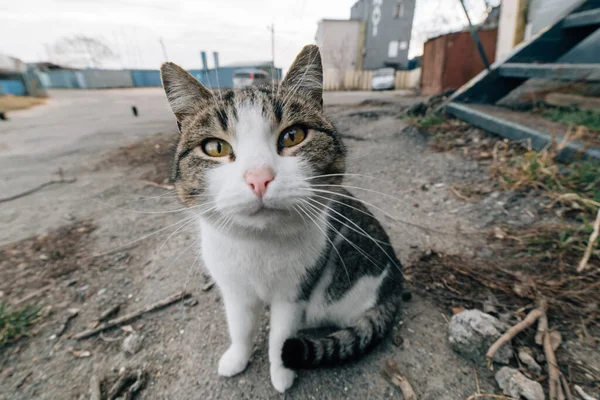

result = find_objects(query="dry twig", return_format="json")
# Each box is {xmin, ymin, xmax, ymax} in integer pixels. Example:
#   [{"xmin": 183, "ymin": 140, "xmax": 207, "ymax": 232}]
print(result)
[
  {"xmin": 98, "ymin": 304, "xmax": 121, "ymax": 322},
  {"xmin": 14, "ymin": 284, "xmax": 53, "ymax": 305},
  {"xmin": 0, "ymin": 178, "xmax": 76, "ymax": 204},
  {"xmin": 560, "ymin": 374, "xmax": 573, "ymax": 400},
  {"xmin": 577, "ymin": 208, "xmax": 600, "ymax": 272},
  {"xmin": 486, "ymin": 308, "xmax": 545, "ymax": 366},
  {"xmin": 542, "ymin": 320, "xmax": 563, "ymax": 400},
  {"xmin": 90, "ymin": 374, "xmax": 101, "ymax": 400},
  {"xmin": 574, "ymin": 385, "xmax": 597, "ymax": 400},
  {"xmin": 381, "ymin": 360, "xmax": 417, "ymax": 400},
  {"xmin": 73, "ymin": 291, "xmax": 191, "ymax": 339},
  {"xmin": 465, "ymin": 395, "xmax": 517, "ymax": 400},
  {"xmin": 141, "ymin": 180, "xmax": 175, "ymax": 190}
]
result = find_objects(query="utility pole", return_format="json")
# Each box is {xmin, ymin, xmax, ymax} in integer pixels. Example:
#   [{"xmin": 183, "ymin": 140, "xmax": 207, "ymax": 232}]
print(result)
[
  {"xmin": 268, "ymin": 23, "xmax": 276, "ymax": 84},
  {"xmin": 159, "ymin": 37, "xmax": 169, "ymax": 61}
]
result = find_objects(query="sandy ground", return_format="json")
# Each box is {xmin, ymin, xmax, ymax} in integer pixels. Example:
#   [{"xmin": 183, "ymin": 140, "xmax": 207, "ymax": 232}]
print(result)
[{"xmin": 0, "ymin": 89, "xmax": 518, "ymax": 399}]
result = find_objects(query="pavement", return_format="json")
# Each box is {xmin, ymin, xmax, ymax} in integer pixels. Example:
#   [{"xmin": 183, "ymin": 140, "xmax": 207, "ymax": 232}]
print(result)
[{"xmin": 0, "ymin": 88, "xmax": 498, "ymax": 399}]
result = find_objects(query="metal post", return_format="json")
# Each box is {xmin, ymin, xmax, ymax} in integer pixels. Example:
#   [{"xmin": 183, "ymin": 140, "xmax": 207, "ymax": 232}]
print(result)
[
  {"xmin": 459, "ymin": 0, "xmax": 491, "ymax": 70},
  {"xmin": 159, "ymin": 38, "xmax": 169, "ymax": 62}
]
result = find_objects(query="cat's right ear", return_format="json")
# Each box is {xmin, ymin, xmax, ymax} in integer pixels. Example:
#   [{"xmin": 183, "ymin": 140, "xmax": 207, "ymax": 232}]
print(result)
[{"xmin": 160, "ymin": 62, "xmax": 213, "ymax": 123}]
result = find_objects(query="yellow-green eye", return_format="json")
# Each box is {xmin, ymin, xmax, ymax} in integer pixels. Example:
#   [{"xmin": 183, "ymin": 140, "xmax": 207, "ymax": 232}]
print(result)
[
  {"xmin": 279, "ymin": 126, "xmax": 306, "ymax": 148},
  {"xmin": 202, "ymin": 138, "xmax": 233, "ymax": 157}
]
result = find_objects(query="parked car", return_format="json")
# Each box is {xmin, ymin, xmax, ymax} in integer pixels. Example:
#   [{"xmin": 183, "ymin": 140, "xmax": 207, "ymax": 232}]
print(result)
[
  {"xmin": 233, "ymin": 69, "xmax": 271, "ymax": 89},
  {"xmin": 371, "ymin": 68, "xmax": 396, "ymax": 91}
]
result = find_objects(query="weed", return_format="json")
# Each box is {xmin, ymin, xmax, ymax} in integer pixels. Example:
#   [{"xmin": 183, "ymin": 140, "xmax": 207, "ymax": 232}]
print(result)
[
  {"xmin": 542, "ymin": 107, "xmax": 600, "ymax": 131},
  {"xmin": 491, "ymin": 127, "xmax": 600, "ymax": 217},
  {"xmin": 413, "ymin": 113, "xmax": 446, "ymax": 128},
  {"xmin": 0, "ymin": 302, "xmax": 41, "ymax": 346}
]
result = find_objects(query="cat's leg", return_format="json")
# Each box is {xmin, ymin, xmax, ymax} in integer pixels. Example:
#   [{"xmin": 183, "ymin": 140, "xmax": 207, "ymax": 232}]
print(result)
[
  {"xmin": 218, "ymin": 287, "xmax": 262, "ymax": 377},
  {"xmin": 268, "ymin": 301, "xmax": 303, "ymax": 393}
]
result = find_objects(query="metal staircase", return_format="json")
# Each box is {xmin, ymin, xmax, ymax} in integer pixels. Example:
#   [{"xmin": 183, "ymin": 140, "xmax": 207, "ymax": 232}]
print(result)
[{"xmin": 441, "ymin": 0, "xmax": 600, "ymax": 161}]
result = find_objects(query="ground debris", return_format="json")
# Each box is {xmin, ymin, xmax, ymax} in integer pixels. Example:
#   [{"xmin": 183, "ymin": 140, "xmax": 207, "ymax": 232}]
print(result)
[
  {"xmin": 0, "ymin": 177, "xmax": 76, "ymax": 204},
  {"xmin": 381, "ymin": 359, "xmax": 417, "ymax": 400},
  {"xmin": 104, "ymin": 368, "xmax": 146, "ymax": 400},
  {"xmin": 73, "ymin": 290, "xmax": 191, "ymax": 340}
]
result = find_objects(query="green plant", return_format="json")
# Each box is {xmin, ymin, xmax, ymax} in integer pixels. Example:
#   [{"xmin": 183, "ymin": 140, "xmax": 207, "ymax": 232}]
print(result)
[
  {"xmin": 0, "ymin": 302, "xmax": 41, "ymax": 347},
  {"xmin": 415, "ymin": 113, "xmax": 445, "ymax": 128},
  {"xmin": 542, "ymin": 108, "xmax": 600, "ymax": 131}
]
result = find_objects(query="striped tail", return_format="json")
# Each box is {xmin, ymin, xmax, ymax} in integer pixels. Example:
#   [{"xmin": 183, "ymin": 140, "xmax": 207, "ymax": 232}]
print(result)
[{"xmin": 281, "ymin": 298, "xmax": 399, "ymax": 369}]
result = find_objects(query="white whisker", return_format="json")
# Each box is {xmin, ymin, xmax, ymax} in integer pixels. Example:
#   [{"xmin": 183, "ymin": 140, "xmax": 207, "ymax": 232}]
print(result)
[{"xmin": 294, "ymin": 204, "xmax": 351, "ymax": 283}]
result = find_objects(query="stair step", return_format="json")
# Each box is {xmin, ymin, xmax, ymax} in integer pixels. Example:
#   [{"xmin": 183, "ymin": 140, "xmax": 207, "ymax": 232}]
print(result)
[
  {"xmin": 442, "ymin": 0, "xmax": 597, "ymax": 105},
  {"xmin": 445, "ymin": 103, "xmax": 600, "ymax": 162},
  {"xmin": 498, "ymin": 63, "xmax": 600, "ymax": 81},
  {"xmin": 564, "ymin": 8, "xmax": 600, "ymax": 28}
]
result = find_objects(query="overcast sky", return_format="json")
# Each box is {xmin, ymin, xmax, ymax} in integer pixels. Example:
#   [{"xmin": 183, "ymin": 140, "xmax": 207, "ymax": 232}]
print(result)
[{"xmin": 0, "ymin": 0, "xmax": 494, "ymax": 71}]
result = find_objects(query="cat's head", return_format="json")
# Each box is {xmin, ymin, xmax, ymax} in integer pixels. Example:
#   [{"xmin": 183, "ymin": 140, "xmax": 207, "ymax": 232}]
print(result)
[{"xmin": 160, "ymin": 45, "xmax": 346, "ymax": 233}]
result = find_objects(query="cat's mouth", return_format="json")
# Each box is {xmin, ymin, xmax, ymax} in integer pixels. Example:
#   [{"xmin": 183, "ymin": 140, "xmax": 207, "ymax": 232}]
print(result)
[{"xmin": 248, "ymin": 204, "xmax": 287, "ymax": 217}]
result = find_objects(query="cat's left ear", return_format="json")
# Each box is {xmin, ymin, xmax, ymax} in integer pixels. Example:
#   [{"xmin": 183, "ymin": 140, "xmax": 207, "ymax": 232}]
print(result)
[
  {"xmin": 281, "ymin": 45, "xmax": 323, "ymax": 107},
  {"xmin": 160, "ymin": 62, "xmax": 213, "ymax": 123}
]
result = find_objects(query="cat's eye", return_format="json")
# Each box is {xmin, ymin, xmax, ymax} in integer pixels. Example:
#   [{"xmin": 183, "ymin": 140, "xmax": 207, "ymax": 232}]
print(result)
[
  {"xmin": 279, "ymin": 126, "xmax": 306, "ymax": 148},
  {"xmin": 201, "ymin": 138, "xmax": 233, "ymax": 157}
]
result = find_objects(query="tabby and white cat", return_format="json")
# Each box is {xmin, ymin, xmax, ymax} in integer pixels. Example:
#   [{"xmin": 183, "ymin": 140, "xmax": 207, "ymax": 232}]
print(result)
[{"xmin": 160, "ymin": 45, "xmax": 403, "ymax": 393}]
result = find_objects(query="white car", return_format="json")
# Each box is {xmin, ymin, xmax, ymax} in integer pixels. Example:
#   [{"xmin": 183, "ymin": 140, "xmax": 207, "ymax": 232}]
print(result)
[
  {"xmin": 371, "ymin": 68, "xmax": 396, "ymax": 91},
  {"xmin": 233, "ymin": 69, "xmax": 271, "ymax": 89}
]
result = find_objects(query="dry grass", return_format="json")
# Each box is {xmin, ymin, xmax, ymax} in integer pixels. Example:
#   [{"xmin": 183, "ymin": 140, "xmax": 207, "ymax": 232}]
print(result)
[
  {"xmin": 490, "ymin": 126, "xmax": 600, "ymax": 218},
  {"xmin": 0, "ymin": 95, "xmax": 46, "ymax": 112}
]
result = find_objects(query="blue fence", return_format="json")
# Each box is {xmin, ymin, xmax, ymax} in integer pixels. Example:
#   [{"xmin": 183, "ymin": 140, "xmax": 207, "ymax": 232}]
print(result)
[
  {"xmin": 39, "ymin": 67, "xmax": 282, "ymax": 90},
  {"xmin": 131, "ymin": 70, "xmax": 162, "ymax": 87},
  {"xmin": 0, "ymin": 80, "xmax": 27, "ymax": 95}
]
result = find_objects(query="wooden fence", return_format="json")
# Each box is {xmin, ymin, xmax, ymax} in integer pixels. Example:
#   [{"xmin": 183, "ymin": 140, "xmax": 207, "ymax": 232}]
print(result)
[{"xmin": 323, "ymin": 68, "xmax": 421, "ymax": 91}]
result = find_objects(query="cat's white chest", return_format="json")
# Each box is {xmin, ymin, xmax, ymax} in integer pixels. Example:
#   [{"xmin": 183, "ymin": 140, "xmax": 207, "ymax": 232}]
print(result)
[{"xmin": 199, "ymin": 221, "xmax": 327, "ymax": 302}]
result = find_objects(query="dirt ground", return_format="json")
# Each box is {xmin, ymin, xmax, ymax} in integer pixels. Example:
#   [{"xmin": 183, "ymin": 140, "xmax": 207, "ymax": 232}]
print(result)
[{"xmin": 0, "ymin": 89, "xmax": 597, "ymax": 399}]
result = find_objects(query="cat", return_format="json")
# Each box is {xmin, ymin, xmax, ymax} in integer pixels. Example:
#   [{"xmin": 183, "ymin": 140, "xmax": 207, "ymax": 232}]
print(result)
[{"xmin": 160, "ymin": 45, "xmax": 403, "ymax": 393}]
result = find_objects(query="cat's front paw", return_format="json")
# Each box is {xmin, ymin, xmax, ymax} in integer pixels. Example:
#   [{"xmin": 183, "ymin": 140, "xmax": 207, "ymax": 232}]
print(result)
[
  {"xmin": 218, "ymin": 346, "xmax": 250, "ymax": 377},
  {"xmin": 270, "ymin": 365, "xmax": 296, "ymax": 393}
]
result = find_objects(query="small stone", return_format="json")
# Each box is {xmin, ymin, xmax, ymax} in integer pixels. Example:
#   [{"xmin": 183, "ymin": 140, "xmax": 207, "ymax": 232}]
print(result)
[
  {"xmin": 202, "ymin": 281, "xmax": 215, "ymax": 292},
  {"xmin": 183, "ymin": 298, "xmax": 198, "ymax": 307},
  {"xmin": 434, "ymin": 183, "xmax": 445, "ymax": 188},
  {"xmin": 518, "ymin": 347, "xmax": 542, "ymax": 375},
  {"xmin": 495, "ymin": 367, "xmax": 544, "ymax": 400},
  {"xmin": 122, "ymin": 334, "xmax": 143, "ymax": 355},
  {"xmin": 448, "ymin": 309, "xmax": 513, "ymax": 364}
]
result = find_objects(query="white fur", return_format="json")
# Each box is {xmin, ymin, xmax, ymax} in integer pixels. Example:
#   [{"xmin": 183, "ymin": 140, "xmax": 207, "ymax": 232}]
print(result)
[{"xmin": 194, "ymin": 102, "xmax": 386, "ymax": 393}]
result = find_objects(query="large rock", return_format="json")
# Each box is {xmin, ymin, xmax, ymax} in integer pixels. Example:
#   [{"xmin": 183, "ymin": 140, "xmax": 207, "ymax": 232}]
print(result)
[
  {"xmin": 495, "ymin": 367, "xmax": 545, "ymax": 400},
  {"xmin": 448, "ymin": 309, "xmax": 513, "ymax": 364}
]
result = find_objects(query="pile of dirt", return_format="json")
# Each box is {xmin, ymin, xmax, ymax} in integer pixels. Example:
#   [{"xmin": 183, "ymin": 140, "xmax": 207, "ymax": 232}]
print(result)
[
  {"xmin": 98, "ymin": 133, "xmax": 177, "ymax": 184},
  {"xmin": 0, "ymin": 220, "xmax": 97, "ymax": 300}
]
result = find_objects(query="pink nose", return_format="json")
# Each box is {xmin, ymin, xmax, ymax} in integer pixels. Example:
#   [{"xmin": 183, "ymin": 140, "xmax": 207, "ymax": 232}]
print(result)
[{"xmin": 245, "ymin": 168, "xmax": 274, "ymax": 197}]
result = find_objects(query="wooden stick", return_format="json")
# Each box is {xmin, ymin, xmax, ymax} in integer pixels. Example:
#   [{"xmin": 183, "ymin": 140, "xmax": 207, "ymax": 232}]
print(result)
[
  {"xmin": 381, "ymin": 360, "xmax": 417, "ymax": 400},
  {"xmin": 574, "ymin": 385, "xmax": 596, "ymax": 400},
  {"xmin": 560, "ymin": 374, "xmax": 573, "ymax": 400},
  {"xmin": 486, "ymin": 308, "xmax": 544, "ymax": 363},
  {"xmin": 543, "ymin": 328, "xmax": 563, "ymax": 400},
  {"xmin": 577, "ymin": 207, "xmax": 600, "ymax": 272},
  {"xmin": 0, "ymin": 178, "xmax": 76, "ymax": 204},
  {"xmin": 536, "ymin": 312, "xmax": 548, "ymax": 346},
  {"xmin": 14, "ymin": 284, "xmax": 53, "ymax": 305},
  {"xmin": 73, "ymin": 291, "xmax": 191, "ymax": 340},
  {"xmin": 90, "ymin": 374, "xmax": 101, "ymax": 400}
]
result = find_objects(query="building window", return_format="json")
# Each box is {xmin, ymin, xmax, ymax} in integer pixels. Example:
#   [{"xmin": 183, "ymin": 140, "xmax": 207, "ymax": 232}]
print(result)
[
  {"xmin": 388, "ymin": 41, "xmax": 399, "ymax": 58},
  {"xmin": 394, "ymin": 1, "xmax": 405, "ymax": 19}
]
